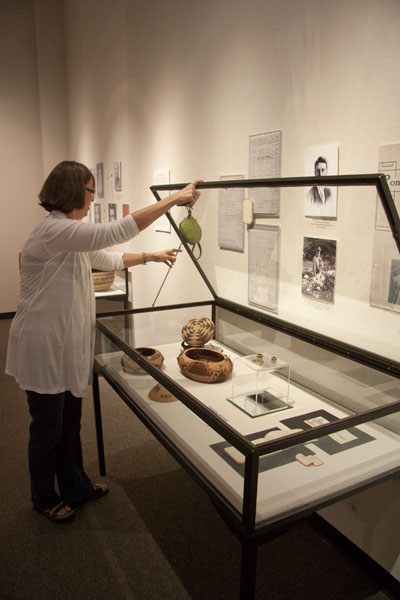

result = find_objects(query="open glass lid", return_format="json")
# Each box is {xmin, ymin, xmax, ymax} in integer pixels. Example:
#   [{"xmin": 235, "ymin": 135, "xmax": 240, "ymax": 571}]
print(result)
[{"xmin": 149, "ymin": 175, "xmax": 400, "ymax": 364}]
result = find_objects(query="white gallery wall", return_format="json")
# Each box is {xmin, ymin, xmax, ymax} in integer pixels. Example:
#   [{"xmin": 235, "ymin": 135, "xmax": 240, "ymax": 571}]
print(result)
[
  {"xmin": 1, "ymin": 0, "xmax": 400, "ymax": 580},
  {"xmin": 0, "ymin": 0, "xmax": 69, "ymax": 312}
]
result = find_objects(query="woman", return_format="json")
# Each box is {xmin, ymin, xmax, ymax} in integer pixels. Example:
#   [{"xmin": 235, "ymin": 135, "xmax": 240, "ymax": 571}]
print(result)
[{"xmin": 6, "ymin": 161, "xmax": 201, "ymax": 523}]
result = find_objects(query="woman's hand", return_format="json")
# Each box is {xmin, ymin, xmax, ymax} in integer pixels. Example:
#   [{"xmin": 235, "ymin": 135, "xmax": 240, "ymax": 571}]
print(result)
[
  {"xmin": 131, "ymin": 179, "xmax": 203, "ymax": 232},
  {"xmin": 152, "ymin": 248, "xmax": 182, "ymax": 267},
  {"xmin": 173, "ymin": 179, "xmax": 203, "ymax": 207}
]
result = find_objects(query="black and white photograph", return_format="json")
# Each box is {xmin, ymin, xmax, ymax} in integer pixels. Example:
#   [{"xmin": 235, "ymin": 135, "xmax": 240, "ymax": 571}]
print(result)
[
  {"xmin": 388, "ymin": 258, "xmax": 400, "ymax": 305},
  {"xmin": 114, "ymin": 160, "xmax": 122, "ymax": 192},
  {"xmin": 96, "ymin": 162, "xmax": 104, "ymax": 198},
  {"xmin": 108, "ymin": 202, "xmax": 117, "ymax": 222},
  {"xmin": 302, "ymin": 236, "xmax": 337, "ymax": 302},
  {"xmin": 93, "ymin": 202, "xmax": 101, "ymax": 224},
  {"xmin": 304, "ymin": 144, "xmax": 338, "ymax": 218}
]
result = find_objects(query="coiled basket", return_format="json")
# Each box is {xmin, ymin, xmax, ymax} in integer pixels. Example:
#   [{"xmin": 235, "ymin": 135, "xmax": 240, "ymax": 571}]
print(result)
[{"xmin": 177, "ymin": 347, "xmax": 232, "ymax": 383}]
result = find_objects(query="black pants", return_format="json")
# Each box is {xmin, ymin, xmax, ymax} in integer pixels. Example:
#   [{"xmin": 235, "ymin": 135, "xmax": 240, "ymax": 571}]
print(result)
[{"xmin": 27, "ymin": 390, "xmax": 93, "ymax": 509}]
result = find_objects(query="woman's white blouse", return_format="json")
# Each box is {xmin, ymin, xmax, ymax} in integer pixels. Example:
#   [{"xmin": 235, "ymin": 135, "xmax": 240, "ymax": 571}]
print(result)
[{"xmin": 6, "ymin": 211, "xmax": 139, "ymax": 397}]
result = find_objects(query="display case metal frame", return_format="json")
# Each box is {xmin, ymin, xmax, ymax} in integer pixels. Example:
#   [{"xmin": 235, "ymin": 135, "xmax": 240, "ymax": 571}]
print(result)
[{"xmin": 93, "ymin": 175, "xmax": 400, "ymax": 600}]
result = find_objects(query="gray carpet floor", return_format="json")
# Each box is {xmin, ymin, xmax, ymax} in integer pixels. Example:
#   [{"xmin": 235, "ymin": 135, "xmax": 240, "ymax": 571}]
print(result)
[{"xmin": 0, "ymin": 318, "xmax": 397, "ymax": 599}]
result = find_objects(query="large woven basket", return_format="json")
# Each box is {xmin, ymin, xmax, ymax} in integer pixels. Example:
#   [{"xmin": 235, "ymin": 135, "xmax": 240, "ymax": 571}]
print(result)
[
  {"xmin": 92, "ymin": 271, "xmax": 115, "ymax": 292},
  {"xmin": 177, "ymin": 347, "xmax": 232, "ymax": 383}
]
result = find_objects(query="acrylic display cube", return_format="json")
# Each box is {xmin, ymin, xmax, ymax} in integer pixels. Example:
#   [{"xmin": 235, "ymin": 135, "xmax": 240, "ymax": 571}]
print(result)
[{"xmin": 228, "ymin": 352, "xmax": 292, "ymax": 418}]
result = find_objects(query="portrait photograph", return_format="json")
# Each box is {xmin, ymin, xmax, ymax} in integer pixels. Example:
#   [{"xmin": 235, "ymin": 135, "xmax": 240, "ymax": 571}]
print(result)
[
  {"xmin": 96, "ymin": 162, "xmax": 104, "ymax": 198},
  {"xmin": 304, "ymin": 144, "xmax": 338, "ymax": 218},
  {"xmin": 93, "ymin": 202, "xmax": 101, "ymax": 224},
  {"xmin": 302, "ymin": 236, "xmax": 337, "ymax": 303},
  {"xmin": 108, "ymin": 203, "xmax": 117, "ymax": 222},
  {"xmin": 114, "ymin": 160, "xmax": 122, "ymax": 192}
]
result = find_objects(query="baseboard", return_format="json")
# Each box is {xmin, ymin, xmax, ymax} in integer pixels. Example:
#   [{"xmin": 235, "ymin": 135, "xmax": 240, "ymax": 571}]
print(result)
[{"xmin": 0, "ymin": 312, "xmax": 15, "ymax": 320}]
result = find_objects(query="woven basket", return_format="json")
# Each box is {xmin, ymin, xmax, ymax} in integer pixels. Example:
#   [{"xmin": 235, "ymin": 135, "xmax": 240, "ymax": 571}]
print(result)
[
  {"xmin": 177, "ymin": 347, "xmax": 232, "ymax": 383},
  {"xmin": 92, "ymin": 271, "xmax": 115, "ymax": 292},
  {"xmin": 181, "ymin": 317, "xmax": 215, "ymax": 347},
  {"xmin": 121, "ymin": 347, "xmax": 164, "ymax": 375}
]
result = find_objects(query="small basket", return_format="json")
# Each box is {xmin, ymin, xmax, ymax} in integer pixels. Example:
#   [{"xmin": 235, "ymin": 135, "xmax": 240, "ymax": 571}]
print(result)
[{"xmin": 92, "ymin": 271, "xmax": 115, "ymax": 292}]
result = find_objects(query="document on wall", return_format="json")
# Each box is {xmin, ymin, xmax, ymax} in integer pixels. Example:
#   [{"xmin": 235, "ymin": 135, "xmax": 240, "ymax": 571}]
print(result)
[
  {"xmin": 248, "ymin": 225, "xmax": 280, "ymax": 312},
  {"xmin": 375, "ymin": 143, "xmax": 400, "ymax": 230},
  {"xmin": 370, "ymin": 144, "xmax": 400, "ymax": 313},
  {"xmin": 218, "ymin": 174, "xmax": 245, "ymax": 251},
  {"xmin": 153, "ymin": 168, "xmax": 171, "ymax": 233},
  {"xmin": 249, "ymin": 130, "xmax": 281, "ymax": 216}
]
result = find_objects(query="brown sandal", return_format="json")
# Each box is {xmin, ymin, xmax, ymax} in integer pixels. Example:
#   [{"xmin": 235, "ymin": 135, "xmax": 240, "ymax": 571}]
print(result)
[
  {"xmin": 69, "ymin": 483, "xmax": 109, "ymax": 507},
  {"xmin": 35, "ymin": 501, "xmax": 75, "ymax": 523}
]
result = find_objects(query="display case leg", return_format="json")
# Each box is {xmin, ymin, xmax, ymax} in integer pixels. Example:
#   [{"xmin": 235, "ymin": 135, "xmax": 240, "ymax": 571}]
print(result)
[
  {"xmin": 240, "ymin": 538, "xmax": 258, "ymax": 600},
  {"xmin": 92, "ymin": 372, "xmax": 106, "ymax": 476}
]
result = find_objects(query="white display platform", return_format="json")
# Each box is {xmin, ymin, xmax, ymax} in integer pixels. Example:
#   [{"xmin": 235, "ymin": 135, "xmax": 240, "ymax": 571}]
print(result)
[{"xmin": 96, "ymin": 341, "xmax": 400, "ymax": 526}]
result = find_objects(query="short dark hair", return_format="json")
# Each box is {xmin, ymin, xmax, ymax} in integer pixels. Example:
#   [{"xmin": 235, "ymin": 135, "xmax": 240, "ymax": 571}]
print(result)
[
  {"xmin": 314, "ymin": 156, "xmax": 327, "ymax": 170},
  {"xmin": 38, "ymin": 161, "xmax": 93, "ymax": 213}
]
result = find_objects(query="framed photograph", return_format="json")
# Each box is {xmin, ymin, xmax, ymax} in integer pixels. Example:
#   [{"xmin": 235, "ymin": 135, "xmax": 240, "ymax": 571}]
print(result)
[
  {"xmin": 302, "ymin": 237, "xmax": 337, "ymax": 303},
  {"xmin": 108, "ymin": 203, "xmax": 117, "ymax": 222},
  {"xmin": 114, "ymin": 161, "xmax": 122, "ymax": 192},
  {"xmin": 122, "ymin": 203, "xmax": 130, "ymax": 217},
  {"xmin": 304, "ymin": 144, "xmax": 338, "ymax": 218},
  {"xmin": 93, "ymin": 203, "xmax": 101, "ymax": 224},
  {"xmin": 96, "ymin": 163, "xmax": 104, "ymax": 198}
]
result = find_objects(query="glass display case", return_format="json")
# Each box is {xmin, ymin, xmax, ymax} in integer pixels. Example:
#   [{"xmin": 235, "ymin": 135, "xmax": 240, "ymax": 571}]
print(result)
[{"xmin": 93, "ymin": 175, "xmax": 400, "ymax": 600}]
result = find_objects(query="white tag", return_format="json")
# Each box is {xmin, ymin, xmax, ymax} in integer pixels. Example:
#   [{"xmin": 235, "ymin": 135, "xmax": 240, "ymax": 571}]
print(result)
[
  {"xmin": 224, "ymin": 446, "xmax": 245, "ymax": 464},
  {"xmin": 329, "ymin": 430, "xmax": 357, "ymax": 444},
  {"xmin": 243, "ymin": 197, "xmax": 254, "ymax": 224},
  {"xmin": 295, "ymin": 453, "xmax": 324, "ymax": 467},
  {"xmin": 304, "ymin": 416, "xmax": 330, "ymax": 427}
]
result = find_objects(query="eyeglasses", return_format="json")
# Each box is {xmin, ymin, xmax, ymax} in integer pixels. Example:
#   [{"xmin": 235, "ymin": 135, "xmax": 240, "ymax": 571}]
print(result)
[{"xmin": 85, "ymin": 186, "xmax": 95, "ymax": 195}]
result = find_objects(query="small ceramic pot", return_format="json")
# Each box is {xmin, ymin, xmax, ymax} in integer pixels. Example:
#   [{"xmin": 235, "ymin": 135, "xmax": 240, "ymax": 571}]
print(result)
[
  {"xmin": 92, "ymin": 271, "xmax": 115, "ymax": 292},
  {"xmin": 121, "ymin": 347, "xmax": 164, "ymax": 375},
  {"xmin": 148, "ymin": 384, "xmax": 177, "ymax": 403},
  {"xmin": 177, "ymin": 347, "xmax": 233, "ymax": 383},
  {"xmin": 181, "ymin": 317, "xmax": 215, "ymax": 347}
]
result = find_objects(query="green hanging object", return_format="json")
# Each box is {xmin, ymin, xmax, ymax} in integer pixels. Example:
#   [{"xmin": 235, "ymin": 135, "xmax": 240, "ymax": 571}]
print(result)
[{"xmin": 179, "ymin": 207, "xmax": 202, "ymax": 259}]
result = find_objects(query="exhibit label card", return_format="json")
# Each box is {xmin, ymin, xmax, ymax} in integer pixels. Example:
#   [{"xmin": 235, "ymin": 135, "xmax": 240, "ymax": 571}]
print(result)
[
  {"xmin": 249, "ymin": 130, "xmax": 281, "ymax": 216},
  {"xmin": 248, "ymin": 224, "xmax": 280, "ymax": 312},
  {"xmin": 218, "ymin": 174, "xmax": 245, "ymax": 251}
]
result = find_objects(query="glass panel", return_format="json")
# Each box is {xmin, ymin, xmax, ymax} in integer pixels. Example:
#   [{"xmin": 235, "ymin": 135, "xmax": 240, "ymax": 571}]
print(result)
[
  {"xmin": 216, "ymin": 306, "xmax": 400, "ymax": 434},
  {"xmin": 95, "ymin": 317, "xmax": 247, "ymax": 516},
  {"xmin": 164, "ymin": 180, "xmax": 399, "ymax": 362},
  {"xmin": 95, "ymin": 304, "xmax": 400, "ymax": 526},
  {"xmin": 253, "ymin": 416, "xmax": 400, "ymax": 526}
]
